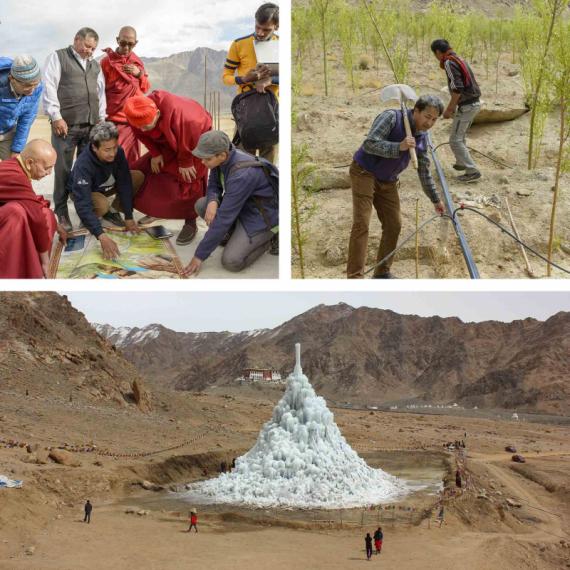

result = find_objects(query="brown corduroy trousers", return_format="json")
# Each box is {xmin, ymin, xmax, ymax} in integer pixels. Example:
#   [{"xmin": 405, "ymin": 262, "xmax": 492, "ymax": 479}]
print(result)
[{"xmin": 346, "ymin": 161, "xmax": 401, "ymax": 279}]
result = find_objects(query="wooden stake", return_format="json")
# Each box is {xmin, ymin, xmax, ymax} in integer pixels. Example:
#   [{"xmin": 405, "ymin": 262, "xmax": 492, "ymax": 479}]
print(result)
[
  {"xmin": 415, "ymin": 198, "xmax": 419, "ymax": 278},
  {"xmin": 203, "ymin": 53, "xmax": 207, "ymax": 109},
  {"xmin": 505, "ymin": 197, "xmax": 534, "ymax": 278},
  {"xmin": 217, "ymin": 91, "xmax": 221, "ymax": 130}
]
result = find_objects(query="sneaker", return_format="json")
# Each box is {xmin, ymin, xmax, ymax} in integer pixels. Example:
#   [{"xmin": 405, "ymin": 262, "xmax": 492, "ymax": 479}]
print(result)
[
  {"xmin": 456, "ymin": 171, "xmax": 482, "ymax": 183},
  {"xmin": 138, "ymin": 215, "xmax": 161, "ymax": 225},
  {"xmin": 57, "ymin": 213, "xmax": 73, "ymax": 232},
  {"xmin": 452, "ymin": 164, "xmax": 466, "ymax": 171},
  {"xmin": 372, "ymin": 271, "xmax": 398, "ymax": 279},
  {"xmin": 102, "ymin": 211, "xmax": 126, "ymax": 228},
  {"xmin": 176, "ymin": 220, "xmax": 197, "ymax": 246}
]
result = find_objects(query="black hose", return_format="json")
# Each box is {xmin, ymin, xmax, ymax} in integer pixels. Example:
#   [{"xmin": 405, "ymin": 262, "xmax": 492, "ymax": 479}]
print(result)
[
  {"xmin": 433, "ymin": 141, "xmax": 515, "ymax": 169},
  {"xmin": 361, "ymin": 207, "xmax": 570, "ymax": 277},
  {"xmin": 363, "ymin": 214, "xmax": 452, "ymax": 276},
  {"xmin": 452, "ymin": 206, "xmax": 570, "ymax": 275}
]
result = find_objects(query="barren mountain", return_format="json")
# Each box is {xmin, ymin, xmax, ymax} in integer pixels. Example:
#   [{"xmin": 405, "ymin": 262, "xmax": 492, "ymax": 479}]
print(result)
[
  {"xmin": 141, "ymin": 47, "xmax": 235, "ymax": 111},
  {"xmin": 96, "ymin": 304, "xmax": 570, "ymax": 415},
  {"xmin": 0, "ymin": 293, "xmax": 151, "ymax": 412}
]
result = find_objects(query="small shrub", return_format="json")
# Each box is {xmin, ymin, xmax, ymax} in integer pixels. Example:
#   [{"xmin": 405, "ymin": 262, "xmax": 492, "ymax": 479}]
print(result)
[{"xmin": 358, "ymin": 54, "xmax": 372, "ymax": 70}]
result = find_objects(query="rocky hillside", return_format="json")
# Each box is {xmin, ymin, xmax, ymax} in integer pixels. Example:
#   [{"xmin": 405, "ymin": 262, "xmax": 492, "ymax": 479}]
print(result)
[
  {"xmin": 0, "ymin": 293, "xmax": 151, "ymax": 412},
  {"xmin": 95, "ymin": 304, "xmax": 570, "ymax": 415},
  {"xmin": 93, "ymin": 323, "xmax": 268, "ymax": 390},
  {"xmin": 141, "ymin": 47, "xmax": 235, "ymax": 111}
]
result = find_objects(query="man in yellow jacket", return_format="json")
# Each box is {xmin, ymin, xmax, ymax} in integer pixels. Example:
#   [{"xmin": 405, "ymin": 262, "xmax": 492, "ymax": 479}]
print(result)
[{"xmin": 223, "ymin": 3, "xmax": 279, "ymax": 162}]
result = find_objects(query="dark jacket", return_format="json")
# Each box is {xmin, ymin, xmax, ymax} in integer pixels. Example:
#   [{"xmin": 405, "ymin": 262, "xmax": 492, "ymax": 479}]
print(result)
[
  {"xmin": 443, "ymin": 52, "xmax": 481, "ymax": 106},
  {"xmin": 68, "ymin": 145, "xmax": 134, "ymax": 237},
  {"xmin": 194, "ymin": 146, "xmax": 278, "ymax": 261}
]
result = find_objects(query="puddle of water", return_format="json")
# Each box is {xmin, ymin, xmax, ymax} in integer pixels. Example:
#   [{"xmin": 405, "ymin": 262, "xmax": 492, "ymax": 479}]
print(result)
[{"xmin": 118, "ymin": 450, "xmax": 448, "ymax": 521}]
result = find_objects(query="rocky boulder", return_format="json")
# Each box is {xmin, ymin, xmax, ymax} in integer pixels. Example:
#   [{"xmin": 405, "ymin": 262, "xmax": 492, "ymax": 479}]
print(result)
[{"xmin": 48, "ymin": 449, "xmax": 81, "ymax": 467}]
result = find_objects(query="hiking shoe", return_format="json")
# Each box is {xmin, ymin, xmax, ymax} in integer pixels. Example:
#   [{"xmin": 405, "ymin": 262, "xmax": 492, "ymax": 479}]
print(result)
[
  {"xmin": 57, "ymin": 213, "xmax": 73, "ymax": 232},
  {"xmin": 138, "ymin": 215, "xmax": 161, "ymax": 225},
  {"xmin": 456, "ymin": 171, "xmax": 482, "ymax": 183},
  {"xmin": 176, "ymin": 220, "xmax": 197, "ymax": 246},
  {"xmin": 102, "ymin": 211, "xmax": 125, "ymax": 228},
  {"xmin": 372, "ymin": 271, "xmax": 398, "ymax": 279},
  {"xmin": 452, "ymin": 164, "xmax": 466, "ymax": 171}
]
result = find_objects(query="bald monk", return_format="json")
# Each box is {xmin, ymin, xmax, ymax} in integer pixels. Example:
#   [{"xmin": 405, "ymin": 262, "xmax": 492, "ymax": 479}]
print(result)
[
  {"xmin": 124, "ymin": 92, "xmax": 212, "ymax": 245},
  {"xmin": 0, "ymin": 140, "xmax": 67, "ymax": 278},
  {"xmin": 101, "ymin": 26, "xmax": 150, "ymax": 163}
]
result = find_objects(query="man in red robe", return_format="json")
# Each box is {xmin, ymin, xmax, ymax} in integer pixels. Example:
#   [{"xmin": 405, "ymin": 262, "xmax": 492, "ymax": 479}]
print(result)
[
  {"xmin": 101, "ymin": 26, "xmax": 150, "ymax": 163},
  {"xmin": 0, "ymin": 139, "xmax": 66, "ymax": 278},
  {"xmin": 124, "ymin": 92, "xmax": 212, "ymax": 245}
]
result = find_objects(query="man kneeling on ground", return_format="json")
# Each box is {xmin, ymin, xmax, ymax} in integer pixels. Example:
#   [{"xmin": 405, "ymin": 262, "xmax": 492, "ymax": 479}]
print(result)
[
  {"xmin": 68, "ymin": 121, "xmax": 140, "ymax": 260},
  {"xmin": 184, "ymin": 131, "xmax": 278, "ymax": 277}
]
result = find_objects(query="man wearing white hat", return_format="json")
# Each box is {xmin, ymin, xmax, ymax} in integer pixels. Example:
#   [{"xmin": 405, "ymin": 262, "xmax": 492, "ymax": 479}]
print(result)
[{"xmin": 0, "ymin": 55, "xmax": 43, "ymax": 160}]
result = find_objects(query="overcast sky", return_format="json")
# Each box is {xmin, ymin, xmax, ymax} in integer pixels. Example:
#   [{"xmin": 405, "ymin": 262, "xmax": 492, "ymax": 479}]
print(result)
[
  {"xmin": 0, "ymin": 0, "xmax": 266, "ymax": 65},
  {"xmin": 63, "ymin": 292, "xmax": 570, "ymax": 332}
]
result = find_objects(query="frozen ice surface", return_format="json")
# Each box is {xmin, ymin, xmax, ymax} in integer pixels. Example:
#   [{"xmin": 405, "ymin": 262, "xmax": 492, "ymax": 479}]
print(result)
[{"xmin": 186, "ymin": 344, "xmax": 410, "ymax": 509}]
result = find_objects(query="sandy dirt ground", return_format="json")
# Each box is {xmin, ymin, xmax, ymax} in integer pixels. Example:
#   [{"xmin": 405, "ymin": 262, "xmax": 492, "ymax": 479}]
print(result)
[
  {"xmin": 28, "ymin": 116, "xmax": 278, "ymax": 279},
  {"xmin": 1, "ymin": 384, "xmax": 569, "ymax": 569},
  {"xmin": 292, "ymin": 45, "xmax": 570, "ymax": 279}
]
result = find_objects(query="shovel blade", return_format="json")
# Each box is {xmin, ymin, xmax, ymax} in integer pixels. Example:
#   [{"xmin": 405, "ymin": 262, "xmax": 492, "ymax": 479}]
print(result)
[{"xmin": 380, "ymin": 83, "xmax": 418, "ymax": 104}]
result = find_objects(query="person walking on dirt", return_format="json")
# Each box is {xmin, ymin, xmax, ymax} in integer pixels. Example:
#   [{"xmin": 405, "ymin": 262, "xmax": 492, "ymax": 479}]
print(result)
[
  {"xmin": 365, "ymin": 532, "xmax": 373, "ymax": 560},
  {"xmin": 83, "ymin": 500, "xmax": 92, "ymax": 523},
  {"xmin": 347, "ymin": 94, "xmax": 445, "ymax": 279},
  {"xmin": 455, "ymin": 468, "xmax": 462, "ymax": 488},
  {"xmin": 431, "ymin": 39, "xmax": 482, "ymax": 183},
  {"xmin": 437, "ymin": 504, "xmax": 445, "ymax": 527},
  {"xmin": 187, "ymin": 509, "xmax": 198, "ymax": 533},
  {"xmin": 373, "ymin": 527, "xmax": 383, "ymax": 554}
]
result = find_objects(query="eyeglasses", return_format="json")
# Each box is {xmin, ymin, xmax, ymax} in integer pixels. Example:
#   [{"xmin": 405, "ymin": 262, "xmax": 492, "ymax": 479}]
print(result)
[{"xmin": 118, "ymin": 40, "xmax": 137, "ymax": 48}]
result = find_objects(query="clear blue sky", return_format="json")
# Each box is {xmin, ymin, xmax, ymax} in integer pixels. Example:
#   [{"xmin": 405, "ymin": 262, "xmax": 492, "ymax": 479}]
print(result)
[{"xmin": 63, "ymin": 292, "xmax": 570, "ymax": 333}]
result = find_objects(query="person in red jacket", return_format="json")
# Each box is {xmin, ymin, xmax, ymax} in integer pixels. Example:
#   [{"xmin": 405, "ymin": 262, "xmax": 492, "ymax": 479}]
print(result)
[
  {"xmin": 100, "ymin": 26, "xmax": 150, "ymax": 163},
  {"xmin": 0, "ymin": 139, "xmax": 67, "ymax": 278},
  {"xmin": 187, "ymin": 509, "xmax": 198, "ymax": 533},
  {"xmin": 124, "ymin": 92, "xmax": 212, "ymax": 245}
]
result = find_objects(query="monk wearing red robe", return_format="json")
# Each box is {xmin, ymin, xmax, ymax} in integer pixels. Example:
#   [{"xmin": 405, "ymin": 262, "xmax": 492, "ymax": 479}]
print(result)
[
  {"xmin": 124, "ymin": 92, "xmax": 212, "ymax": 245},
  {"xmin": 0, "ymin": 140, "xmax": 66, "ymax": 278},
  {"xmin": 101, "ymin": 26, "xmax": 150, "ymax": 163}
]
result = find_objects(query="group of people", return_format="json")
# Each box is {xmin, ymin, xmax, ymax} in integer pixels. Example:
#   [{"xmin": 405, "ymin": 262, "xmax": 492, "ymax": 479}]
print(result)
[
  {"xmin": 0, "ymin": 3, "xmax": 279, "ymax": 279},
  {"xmin": 364, "ymin": 527, "xmax": 384, "ymax": 560},
  {"xmin": 347, "ymin": 39, "xmax": 481, "ymax": 279}
]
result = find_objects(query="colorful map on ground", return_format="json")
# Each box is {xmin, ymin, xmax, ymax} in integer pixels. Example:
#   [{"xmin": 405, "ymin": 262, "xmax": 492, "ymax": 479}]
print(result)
[{"xmin": 50, "ymin": 230, "xmax": 183, "ymax": 279}]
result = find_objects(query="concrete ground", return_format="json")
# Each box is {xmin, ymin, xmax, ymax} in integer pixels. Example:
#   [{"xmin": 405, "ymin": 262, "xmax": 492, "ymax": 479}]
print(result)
[{"xmin": 30, "ymin": 116, "xmax": 278, "ymax": 280}]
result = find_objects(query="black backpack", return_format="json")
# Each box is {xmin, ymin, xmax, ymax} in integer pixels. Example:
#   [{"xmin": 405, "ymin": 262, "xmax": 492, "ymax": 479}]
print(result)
[
  {"xmin": 221, "ymin": 157, "xmax": 279, "ymax": 232},
  {"xmin": 231, "ymin": 90, "xmax": 279, "ymax": 150}
]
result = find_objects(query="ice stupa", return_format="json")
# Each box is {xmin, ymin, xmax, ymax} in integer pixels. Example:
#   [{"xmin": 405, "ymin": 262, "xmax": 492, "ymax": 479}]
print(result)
[{"xmin": 187, "ymin": 344, "xmax": 409, "ymax": 508}]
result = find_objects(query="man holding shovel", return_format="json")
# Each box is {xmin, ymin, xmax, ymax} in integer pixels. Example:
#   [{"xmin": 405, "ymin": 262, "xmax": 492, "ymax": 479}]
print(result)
[{"xmin": 347, "ymin": 89, "xmax": 445, "ymax": 279}]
